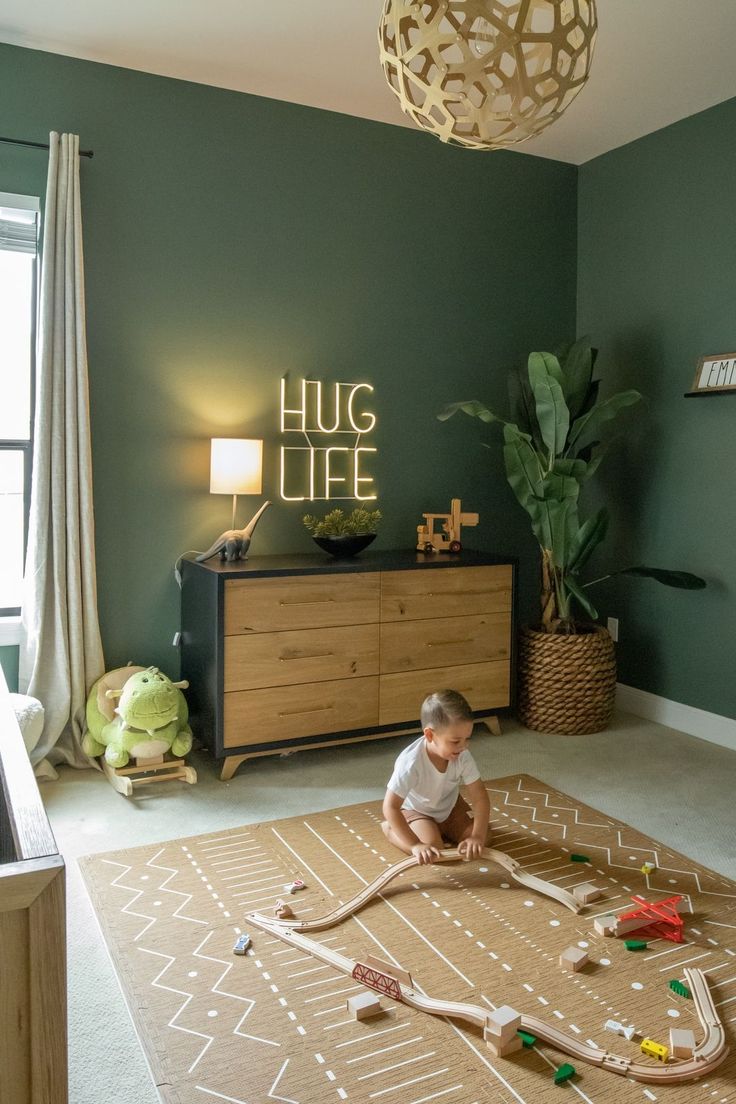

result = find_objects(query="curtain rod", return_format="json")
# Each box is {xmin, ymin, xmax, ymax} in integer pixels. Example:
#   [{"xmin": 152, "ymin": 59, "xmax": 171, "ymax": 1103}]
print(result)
[{"xmin": 0, "ymin": 135, "xmax": 94, "ymax": 159}]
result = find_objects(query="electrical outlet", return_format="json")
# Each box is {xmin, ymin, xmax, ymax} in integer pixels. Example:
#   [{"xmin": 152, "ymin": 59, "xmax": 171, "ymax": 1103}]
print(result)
[{"xmin": 607, "ymin": 617, "xmax": 619, "ymax": 642}]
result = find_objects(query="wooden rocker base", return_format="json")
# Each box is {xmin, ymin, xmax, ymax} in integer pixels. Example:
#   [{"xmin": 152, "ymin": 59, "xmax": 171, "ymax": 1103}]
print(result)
[{"xmin": 101, "ymin": 754, "xmax": 197, "ymax": 796}]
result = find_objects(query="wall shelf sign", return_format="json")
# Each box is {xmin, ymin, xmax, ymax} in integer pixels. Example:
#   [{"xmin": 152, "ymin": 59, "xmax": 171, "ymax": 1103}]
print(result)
[
  {"xmin": 685, "ymin": 352, "xmax": 736, "ymax": 397},
  {"xmin": 279, "ymin": 378, "xmax": 377, "ymax": 501}
]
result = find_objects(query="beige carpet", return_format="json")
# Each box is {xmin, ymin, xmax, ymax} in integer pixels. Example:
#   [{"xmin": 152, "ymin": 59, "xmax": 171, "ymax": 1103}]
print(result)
[{"xmin": 80, "ymin": 774, "xmax": 735, "ymax": 1104}]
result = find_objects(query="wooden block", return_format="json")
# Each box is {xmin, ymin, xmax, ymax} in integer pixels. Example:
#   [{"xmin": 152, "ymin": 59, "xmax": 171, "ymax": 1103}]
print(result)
[
  {"xmin": 485, "ymin": 1033, "xmax": 523, "ymax": 1058},
  {"xmin": 573, "ymin": 882, "xmax": 602, "ymax": 904},
  {"xmin": 594, "ymin": 915, "xmax": 617, "ymax": 936},
  {"xmin": 274, "ymin": 900, "xmax": 294, "ymax": 919},
  {"xmin": 669, "ymin": 1027, "xmax": 695, "ymax": 1058},
  {"xmin": 559, "ymin": 945, "xmax": 588, "ymax": 971},
  {"xmin": 485, "ymin": 1005, "xmax": 521, "ymax": 1042},
  {"xmin": 615, "ymin": 914, "xmax": 656, "ymax": 936},
  {"xmin": 347, "ymin": 991, "xmax": 381, "ymax": 1021}
]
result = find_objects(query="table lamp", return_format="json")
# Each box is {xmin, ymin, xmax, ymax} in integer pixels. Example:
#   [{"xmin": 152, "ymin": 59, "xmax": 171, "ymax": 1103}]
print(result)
[
  {"xmin": 195, "ymin": 438, "xmax": 271, "ymax": 563},
  {"xmin": 209, "ymin": 438, "xmax": 263, "ymax": 529}
]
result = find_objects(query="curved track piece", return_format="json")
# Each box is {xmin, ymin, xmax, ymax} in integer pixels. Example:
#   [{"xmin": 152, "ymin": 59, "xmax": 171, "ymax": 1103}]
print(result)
[
  {"xmin": 257, "ymin": 847, "xmax": 581, "ymax": 934},
  {"xmin": 243, "ymin": 916, "xmax": 729, "ymax": 1087}
]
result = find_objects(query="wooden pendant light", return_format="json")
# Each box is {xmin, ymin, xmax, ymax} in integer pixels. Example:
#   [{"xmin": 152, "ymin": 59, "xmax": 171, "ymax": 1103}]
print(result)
[{"xmin": 378, "ymin": 0, "xmax": 598, "ymax": 150}]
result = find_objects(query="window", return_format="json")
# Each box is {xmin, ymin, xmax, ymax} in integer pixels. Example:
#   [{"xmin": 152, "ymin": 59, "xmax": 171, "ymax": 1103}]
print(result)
[{"xmin": 0, "ymin": 192, "xmax": 38, "ymax": 617}]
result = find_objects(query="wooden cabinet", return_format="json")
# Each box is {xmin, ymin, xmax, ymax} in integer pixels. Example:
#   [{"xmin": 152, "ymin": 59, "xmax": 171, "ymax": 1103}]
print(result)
[{"xmin": 181, "ymin": 550, "xmax": 515, "ymax": 779}]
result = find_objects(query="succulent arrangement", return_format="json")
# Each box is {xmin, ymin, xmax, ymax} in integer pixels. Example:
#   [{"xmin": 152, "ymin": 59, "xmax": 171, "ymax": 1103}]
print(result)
[{"xmin": 302, "ymin": 507, "xmax": 382, "ymax": 538}]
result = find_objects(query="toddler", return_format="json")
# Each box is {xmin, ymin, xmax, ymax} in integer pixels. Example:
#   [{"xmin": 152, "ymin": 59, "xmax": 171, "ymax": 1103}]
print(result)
[{"xmin": 382, "ymin": 689, "xmax": 490, "ymax": 865}]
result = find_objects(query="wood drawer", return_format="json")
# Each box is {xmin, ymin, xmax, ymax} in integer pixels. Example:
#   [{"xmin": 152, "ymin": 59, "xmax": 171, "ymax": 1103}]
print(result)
[
  {"xmin": 381, "ymin": 565, "xmax": 512, "ymax": 622},
  {"xmin": 224, "ymin": 624, "xmax": 379, "ymax": 691},
  {"xmin": 224, "ymin": 573, "xmax": 380, "ymax": 635},
  {"xmin": 379, "ymin": 661, "xmax": 510, "ymax": 726},
  {"xmin": 380, "ymin": 612, "xmax": 511, "ymax": 674},
  {"xmin": 223, "ymin": 676, "xmax": 379, "ymax": 747}
]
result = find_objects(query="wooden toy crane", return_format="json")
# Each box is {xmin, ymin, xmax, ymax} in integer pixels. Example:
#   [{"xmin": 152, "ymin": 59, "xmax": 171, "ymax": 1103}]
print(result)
[{"xmin": 417, "ymin": 497, "xmax": 478, "ymax": 553}]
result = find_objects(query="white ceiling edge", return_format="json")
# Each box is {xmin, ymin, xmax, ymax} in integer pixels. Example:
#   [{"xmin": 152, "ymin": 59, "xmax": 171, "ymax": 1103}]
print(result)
[{"xmin": 1, "ymin": 1, "xmax": 736, "ymax": 166}]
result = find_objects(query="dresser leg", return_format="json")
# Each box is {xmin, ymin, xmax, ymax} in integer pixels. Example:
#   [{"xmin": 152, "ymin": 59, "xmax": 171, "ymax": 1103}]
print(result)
[
  {"xmin": 478, "ymin": 715, "xmax": 502, "ymax": 736},
  {"xmin": 220, "ymin": 754, "xmax": 249, "ymax": 781}
]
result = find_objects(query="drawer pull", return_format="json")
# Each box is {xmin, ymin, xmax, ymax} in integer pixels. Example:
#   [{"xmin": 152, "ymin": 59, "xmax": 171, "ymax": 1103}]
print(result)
[
  {"xmin": 427, "ymin": 638, "xmax": 473, "ymax": 647},
  {"xmin": 279, "ymin": 704, "xmax": 333, "ymax": 717},
  {"xmin": 280, "ymin": 651, "xmax": 334, "ymax": 662},
  {"xmin": 279, "ymin": 598, "xmax": 336, "ymax": 606}
]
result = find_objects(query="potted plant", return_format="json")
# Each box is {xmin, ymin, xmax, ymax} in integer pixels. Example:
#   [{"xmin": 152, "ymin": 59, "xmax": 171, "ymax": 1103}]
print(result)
[
  {"xmin": 439, "ymin": 338, "xmax": 705, "ymax": 734},
  {"xmin": 303, "ymin": 507, "xmax": 382, "ymax": 558}
]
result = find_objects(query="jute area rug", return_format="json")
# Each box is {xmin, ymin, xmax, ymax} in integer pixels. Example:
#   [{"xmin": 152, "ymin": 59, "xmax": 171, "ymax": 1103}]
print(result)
[{"xmin": 80, "ymin": 774, "xmax": 735, "ymax": 1104}]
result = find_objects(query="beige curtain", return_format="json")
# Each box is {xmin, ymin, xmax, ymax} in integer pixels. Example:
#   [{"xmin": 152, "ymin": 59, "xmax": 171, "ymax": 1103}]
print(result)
[{"xmin": 19, "ymin": 132, "xmax": 105, "ymax": 779}]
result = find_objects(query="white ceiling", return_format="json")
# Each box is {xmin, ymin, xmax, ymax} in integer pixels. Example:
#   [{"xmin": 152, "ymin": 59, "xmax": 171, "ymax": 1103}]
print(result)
[{"xmin": 2, "ymin": 1, "xmax": 736, "ymax": 164}]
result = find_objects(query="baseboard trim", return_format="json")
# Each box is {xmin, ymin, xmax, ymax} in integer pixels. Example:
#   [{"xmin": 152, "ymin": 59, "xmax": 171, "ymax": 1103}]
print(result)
[{"xmin": 616, "ymin": 683, "xmax": 736, "ymax": 753}]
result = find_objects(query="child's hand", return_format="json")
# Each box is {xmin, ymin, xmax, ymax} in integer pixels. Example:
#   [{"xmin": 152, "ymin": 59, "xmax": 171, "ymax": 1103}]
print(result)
[
  {"xmin": 458, "ymin": 835, "xmax": 485, "ymax": 861},
  {"xmin": 411, "ymin": 842, "xmax": 440, "ymax": 865}
]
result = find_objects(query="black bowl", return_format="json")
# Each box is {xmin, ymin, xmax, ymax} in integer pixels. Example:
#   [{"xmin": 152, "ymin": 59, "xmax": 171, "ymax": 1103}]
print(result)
[{"xmin": 312, "ymin": 534, "xmax": 377, "ymax": 558}]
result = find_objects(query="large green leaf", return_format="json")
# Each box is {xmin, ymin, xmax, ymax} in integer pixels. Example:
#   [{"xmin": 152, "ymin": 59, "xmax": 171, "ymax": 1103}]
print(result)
[
  {"xmin": 615, "ymin": 566, "xmax": 707, "ymax": 589},
  {"xmin": 503, "ymin": 424, "xmax": 543, "ymax": 499},
  {"xmin": 575, "ymin": 378, "xmax": 601, "ymax": 423},
  {"xmin": 536, "ymin": 351, "xmax": 565, "ymax": 386},
  {"xmin": 567, "ymin": 389, "xmax": 641, "ymax": 453},
  {"xmin": 437, "ymin": 399, "xmax": 504, "ymax": 424},
  {"xmin": 503, "ymin": 425, "xmax": 551, "ymax": 548},
  {"xmin": 564, "ymin": 574, "xmax": 600, "ymax": 620},
  {"xmin": 547, "ymin": 496, "xmax": 580, "ymax": 570},
  {"xmin": 507, "ymin": 369, "xmax": 543, "ymax": 448},
  {"xmin": 542, "ymin": 470, "xmax": 581, "ymax": 504},
  {"xmin": 553, "ymin": 339, "xmax": 572, "ymax": 363},
  {"xmin": 551, "ymin": 458, "xmax": 588, "ymax": 479},
  {"xmin": 528, "ymin": 353, "xmax": 570, "ymax": 460},
  {"xmin": 567, "ymin": 507, "xmax": 609, "ymax": 573},
  {"xmin": 561, "ymin": 336, "xmax": 594, "ymax": 420}
]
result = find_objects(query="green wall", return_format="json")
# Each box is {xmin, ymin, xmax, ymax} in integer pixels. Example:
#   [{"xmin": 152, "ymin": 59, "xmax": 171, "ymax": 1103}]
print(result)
[
  {"xmin": 578, "ymin": 97, "xmax": 736, "ymax": 718},
  {"xmin": 0, "ymin": 43, "xmax": 577, "ymax": 676}
]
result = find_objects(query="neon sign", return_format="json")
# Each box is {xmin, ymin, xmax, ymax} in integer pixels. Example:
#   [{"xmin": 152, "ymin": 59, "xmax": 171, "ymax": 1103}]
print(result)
[{"xmin": 279, "ymin": 378, "xmax": 377, "ymax": 502}]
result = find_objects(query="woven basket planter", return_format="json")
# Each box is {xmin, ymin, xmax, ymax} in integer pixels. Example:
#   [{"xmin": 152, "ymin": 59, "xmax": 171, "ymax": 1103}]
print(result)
[{"xmin": 517, "ymin": 624, "xmax": 617, "ymax": 735}]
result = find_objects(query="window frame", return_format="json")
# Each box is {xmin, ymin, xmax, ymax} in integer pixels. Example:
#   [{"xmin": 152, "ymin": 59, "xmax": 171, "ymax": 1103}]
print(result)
[{"xmin": 0, "ymin": 193, "xmax": 39, "ymax": 619}]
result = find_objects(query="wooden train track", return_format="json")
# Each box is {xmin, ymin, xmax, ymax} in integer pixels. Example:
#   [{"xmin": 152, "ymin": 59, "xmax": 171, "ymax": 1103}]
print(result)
[
  {"xmin": 267, "ymin": 847, "xmax": 581, "ymax": 936},
  {"xmin": 245, "ymin": 910, "xmax": 730, "ymax": 1085}
]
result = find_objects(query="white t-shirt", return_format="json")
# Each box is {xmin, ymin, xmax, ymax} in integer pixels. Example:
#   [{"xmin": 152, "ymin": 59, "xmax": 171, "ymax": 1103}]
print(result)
[{"xmin": 387, "ymin": 735, "xmax": 481, "ymax": 822}]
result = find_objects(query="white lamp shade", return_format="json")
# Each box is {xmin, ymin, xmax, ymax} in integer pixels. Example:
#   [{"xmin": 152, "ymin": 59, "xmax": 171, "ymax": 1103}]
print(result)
[{"xmin": 209, "ymin": 438, "xmax": 263, "ymax": 495}]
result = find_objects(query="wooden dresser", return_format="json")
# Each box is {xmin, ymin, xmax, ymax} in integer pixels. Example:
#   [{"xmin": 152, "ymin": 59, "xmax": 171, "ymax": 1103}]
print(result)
[{"xmin": 180, "ymin": 550, "xmax": 515, "ymax": 779}]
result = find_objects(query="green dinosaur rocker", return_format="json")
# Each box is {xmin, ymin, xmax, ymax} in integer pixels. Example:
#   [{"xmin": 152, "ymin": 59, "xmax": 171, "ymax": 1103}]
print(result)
[{"xmin": 83, "ymin": 665, "xmax": 192, "ymax": 769}]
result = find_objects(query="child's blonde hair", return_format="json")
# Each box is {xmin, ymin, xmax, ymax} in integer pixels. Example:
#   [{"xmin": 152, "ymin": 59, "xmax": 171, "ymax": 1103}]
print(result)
[{"xmin": 421, "ymin": 689, "xmax": 473, "ymax": 732}]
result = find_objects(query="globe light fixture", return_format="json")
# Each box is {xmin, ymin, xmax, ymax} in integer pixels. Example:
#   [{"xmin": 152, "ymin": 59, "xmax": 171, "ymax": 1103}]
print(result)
[{"xmin": 378, "ymin": 0, "xmax": 598, "ymax": 151}]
